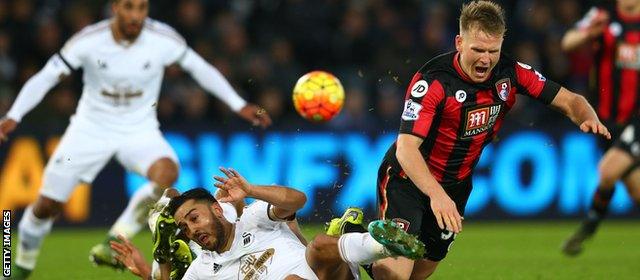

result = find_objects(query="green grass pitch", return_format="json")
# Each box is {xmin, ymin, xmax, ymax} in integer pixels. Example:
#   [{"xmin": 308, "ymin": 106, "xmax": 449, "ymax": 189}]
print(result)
[{"xmin": 11, "ymin": 221, "xmax": 640, "ymax": 279}]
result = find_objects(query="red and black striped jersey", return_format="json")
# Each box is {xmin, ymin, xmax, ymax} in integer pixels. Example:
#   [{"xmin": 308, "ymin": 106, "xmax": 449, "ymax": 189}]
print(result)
[
  {"xmin": 584, "ymin": 4, "xmax": 640, "ymax": 124},
  {"xmin": 384, "ymin": 51, "xmax": 560, "ymax": 185}
]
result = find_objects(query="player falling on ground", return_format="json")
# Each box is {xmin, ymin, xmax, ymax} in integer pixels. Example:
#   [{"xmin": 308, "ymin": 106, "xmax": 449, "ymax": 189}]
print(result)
[
  {"xmin": 370, "ymin": 1, "xmax": 611, "ymax": 279},
  {"xmin": 0, "ymin": 0, "xmax": 271, "ymax": 278},
  {"xmin": 112, "ymin": 195, "xmax": 366, "ymax": 280},
  {"xmin": 110, "ymin": 168, "xmax": 424, "ymax": 280},
  {"xmin": 561, "ymin": 0, "xmax": 640, "ymax": 256},
  {"xmin": 124, "ymin": 186, "xmax": 309, "ymax": 280}
]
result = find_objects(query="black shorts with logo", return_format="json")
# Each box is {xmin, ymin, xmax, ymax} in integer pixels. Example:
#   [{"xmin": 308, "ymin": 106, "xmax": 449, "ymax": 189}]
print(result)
[
  {"xmin": 595, "ymin": 119, "xmax": 640, "ymax": 177},
  {"xmin": 376, "ymin": 160, "xmax": 472, "ymax": 262},
  {"xmin": 613, "ymin": 117, "xmax": 640, "ymax": 158}
]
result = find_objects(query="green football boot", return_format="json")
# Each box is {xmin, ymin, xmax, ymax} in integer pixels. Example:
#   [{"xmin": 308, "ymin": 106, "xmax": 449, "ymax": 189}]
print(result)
[
  {"xmin": 89, "ymin": 236, "xmax": 125, "ymax": 270},
  {"xmin": 2, "ymin": 265, "xmax": 32, "ymax": 280},
  {"xmin": 368, "ymin": 220, "xmax": 426, "ymax": 260},
  {"xmin": 152, "ymin": 211, "xmax": 178, "ymax": 264},
  {"xmin": 561, "ymin": 216, "xmax": 599, "ymax": 256},
  {"xmin": 169, "ymin": 239, "xmax": 194, "ymax": 280},
  {"xmin": 325, "ymin": 207, "xmax": 364, "ymax": 237}
]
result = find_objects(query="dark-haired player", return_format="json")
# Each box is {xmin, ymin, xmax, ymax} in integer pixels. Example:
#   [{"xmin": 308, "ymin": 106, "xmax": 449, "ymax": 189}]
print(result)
[{"xmin": 111, "ymin": 167, "xmax": 425, "ymax": 279}]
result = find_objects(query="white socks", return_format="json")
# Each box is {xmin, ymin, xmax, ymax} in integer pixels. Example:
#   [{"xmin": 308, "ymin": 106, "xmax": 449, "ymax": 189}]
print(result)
[
  {"xmin": 337, "ymin": 232, "xmax": 390, "ymax": 265},
  {"xmin": 17, "ymin": 206, "xmax": 54, "ymax": 270},
  {"xmin": 109, "ymin": 182, "xmax": 161, "ymax": 238}
]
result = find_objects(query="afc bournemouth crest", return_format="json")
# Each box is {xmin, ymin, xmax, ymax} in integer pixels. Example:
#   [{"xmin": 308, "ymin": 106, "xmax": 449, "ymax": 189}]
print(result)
[
  {"xmin": 392, "ymin": 218, "xmax": 410, "ymax": 232},
  {"xmin": 495, "ymin": 78, "xmax": 511, "ymax": 101}
]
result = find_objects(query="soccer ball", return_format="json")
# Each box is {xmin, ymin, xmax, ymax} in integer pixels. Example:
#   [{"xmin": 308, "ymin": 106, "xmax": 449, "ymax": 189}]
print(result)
[{"xmin": 292, "ymin": 71, "xmax": 345, "ymax": 122}]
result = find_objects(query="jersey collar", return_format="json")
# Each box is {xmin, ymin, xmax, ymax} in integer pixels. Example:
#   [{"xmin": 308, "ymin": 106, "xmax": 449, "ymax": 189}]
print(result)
[{"xmin": 453, "ymin": 52, "xmax": 474, "ymax": 83}]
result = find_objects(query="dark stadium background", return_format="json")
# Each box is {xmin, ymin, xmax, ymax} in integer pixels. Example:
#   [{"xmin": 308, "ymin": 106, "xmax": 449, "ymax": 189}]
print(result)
[{"xmin": 3, "ymin": 1, "xmax": 640, "ymax": 280}]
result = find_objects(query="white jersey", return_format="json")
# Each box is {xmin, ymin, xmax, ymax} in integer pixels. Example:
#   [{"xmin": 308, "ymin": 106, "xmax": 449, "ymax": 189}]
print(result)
[
  {"xmin": 182, "ymin": 201, "xmax": 317, "ymax": 280},
  {"xmin": 7, "ymin": 18, "xmax": 246, "ymax": 132},
  {"xmin": 58, "ymin": 19, "xmax": 185, "ymax": 132}
]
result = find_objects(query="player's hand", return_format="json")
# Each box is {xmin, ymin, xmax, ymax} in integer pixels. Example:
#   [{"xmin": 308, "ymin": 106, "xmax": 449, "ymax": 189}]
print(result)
[
  {"xmin": 585, "ymin": 10, "xmax": 609, "ymax": 39},
  {"xmin": 238, "ymin": 104, "xmax": 272, "ymax": 129},
  {"xmin": 0, "ymin": 117, "xmax": 18, "ymax": 144},
  {"xmin": 110, "ymin": 235, "xmax": 152, "ymax": 279},
  {"xmin": 213, "ymin": 167, "xmax": 251, "ymax": 203},
  {"xmin": 580, "ymin": 119, "xmax": 611, "ymax": 139},
  {"xmin": 429, "ymin": 190, "xmax": 463, "ymax": 234}
]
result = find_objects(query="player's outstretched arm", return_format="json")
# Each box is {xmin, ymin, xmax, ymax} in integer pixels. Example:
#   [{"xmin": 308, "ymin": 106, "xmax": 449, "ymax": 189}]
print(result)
[
  {"xmin": 213, "ymin": 167, "xmax": 306, "ymax": 220},
  {"xmin": 215, "ymin": 187, "xmax": 307, "ymax": 244},
  {"xmin": 1, "ymin": 55, "xmax": 68, "ymax": 144},
  {"xmin": 237, "ymin": 104, "xmax": 272, "ymax": 129},
  {"xmin": 396, "ymin": 134, "xmax": 463, "ymax": 233},
  {"xmin": 0, "ymin": 117, "xmax": 17, "ymax": 144},
  {"xmin": 287, "ymin": 219, "xmax": 309, "ymax": 246},
  {"xmin": 178, "ymin": 49, "xmax": 272, "ymax": 128},
  {"xmin": 110, "ymin": 235, "xmax": 153, "ymax": 279},
  {"xmin": 561, "ymin": 8, "xmax": 608, "ymax": 52},
  {"xmin": 550, "ymin": 87, "xmax": 611, "ymax": 139}
]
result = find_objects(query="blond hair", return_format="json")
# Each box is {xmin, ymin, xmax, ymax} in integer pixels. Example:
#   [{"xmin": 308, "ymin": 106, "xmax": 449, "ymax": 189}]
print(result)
[{"xmin": 459, "ymin": 1, "xmax": 506, "ymax": 36}]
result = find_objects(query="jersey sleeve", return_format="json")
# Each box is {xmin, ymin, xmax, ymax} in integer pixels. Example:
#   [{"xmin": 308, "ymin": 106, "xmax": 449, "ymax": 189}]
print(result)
[
  {"xmin": 514, "ymin": 61, "xmax": 560, "ymax": 105},
  {"xmin": 163, "ymin": 36, "xmax": 188, "ymax": 66},
  {"xmin": 398, "ymin": 72, "xmax": 446, "ymax": 138},
  {"xmin": 179, "ymin": 48, "xmax": 247, "ymax": 112},
  {"xmin": 59, "ymin": 34, "xmax": 89, "ymax": 72},
  {"xmin": 149, "ymin": 20, "xmax": 188, "ymax": 66},
  {"xmin": 240, "ymin": 200, "xmax": 284, "ymax": 230},
  {"xmin": 6, "ymin": 55, "xmax": 66, "ymax": 121}
]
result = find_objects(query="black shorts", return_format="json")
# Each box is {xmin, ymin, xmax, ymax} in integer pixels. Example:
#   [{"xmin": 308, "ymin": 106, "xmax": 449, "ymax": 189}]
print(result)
[
  {"xmin": 376, "ymin": 161, "xmax": 472, "ymax": 262},
  {"xmin": 613, "ymin": 118, "xmax": 640, "ymax": 158},
  {"xmin": 600, "ymin": 120, "xmax": 627, "ymax": 150},
  {"xmin": 596, "ymin": 119, "xmax": 640, "ymax": 177}
]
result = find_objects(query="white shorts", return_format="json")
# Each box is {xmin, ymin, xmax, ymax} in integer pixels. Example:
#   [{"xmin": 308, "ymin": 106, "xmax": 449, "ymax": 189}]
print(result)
[{"xmin": 40, "ymin": 123, "xmax": 178, "ymax": 202}]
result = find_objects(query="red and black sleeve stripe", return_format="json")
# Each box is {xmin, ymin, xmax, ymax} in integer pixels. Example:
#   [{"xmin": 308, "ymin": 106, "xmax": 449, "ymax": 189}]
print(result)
[
  {"xmin": 514, "ymin": 62, "xmax": 560, "ymax": 105},
  {"xmin": 399, "ymin": 72, "xmax": 446, "ymax": 138}
]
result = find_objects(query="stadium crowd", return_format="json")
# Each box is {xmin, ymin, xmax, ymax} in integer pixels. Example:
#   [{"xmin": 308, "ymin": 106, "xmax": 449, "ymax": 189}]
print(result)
[{"xmin": 0, "ymin": 0, "xmax": 598, "ymax": 131}]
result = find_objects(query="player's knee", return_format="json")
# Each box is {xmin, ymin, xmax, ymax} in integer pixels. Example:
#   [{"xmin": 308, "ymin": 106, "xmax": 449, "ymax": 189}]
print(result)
[
  {"xmin": 306, "ymin": 234, "xmax": 344, "ymax": 269},
  {"xmin": 306, "ymin": 235, "xmax": 349, "ymax": 277},
  {"xmin": 307, "ymin": 234, "xmax": 335, "ymax": 259},
  {"xmin": 597, "ymin": 165, "xmax": 619, "ymax": 187},
  {"xmin": 148, "ymin": 158, "xmax": 178, "ymax": 187},
  {"xmin": 32, "ymin": 196, "xmax": 63, "ymax": 218},
  {"xmin": 372, "ymin": 262, "xmax": 411, "ymax": 280}
]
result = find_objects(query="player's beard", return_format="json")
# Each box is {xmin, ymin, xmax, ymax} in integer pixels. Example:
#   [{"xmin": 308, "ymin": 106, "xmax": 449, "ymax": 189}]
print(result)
[
  {"xmin": 205, "ymin": 210, "xmax": 226, "ymax": 251},
  {"xmin": 118, "ymin": 19, "xmax": 142, "ymax": 41}
]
